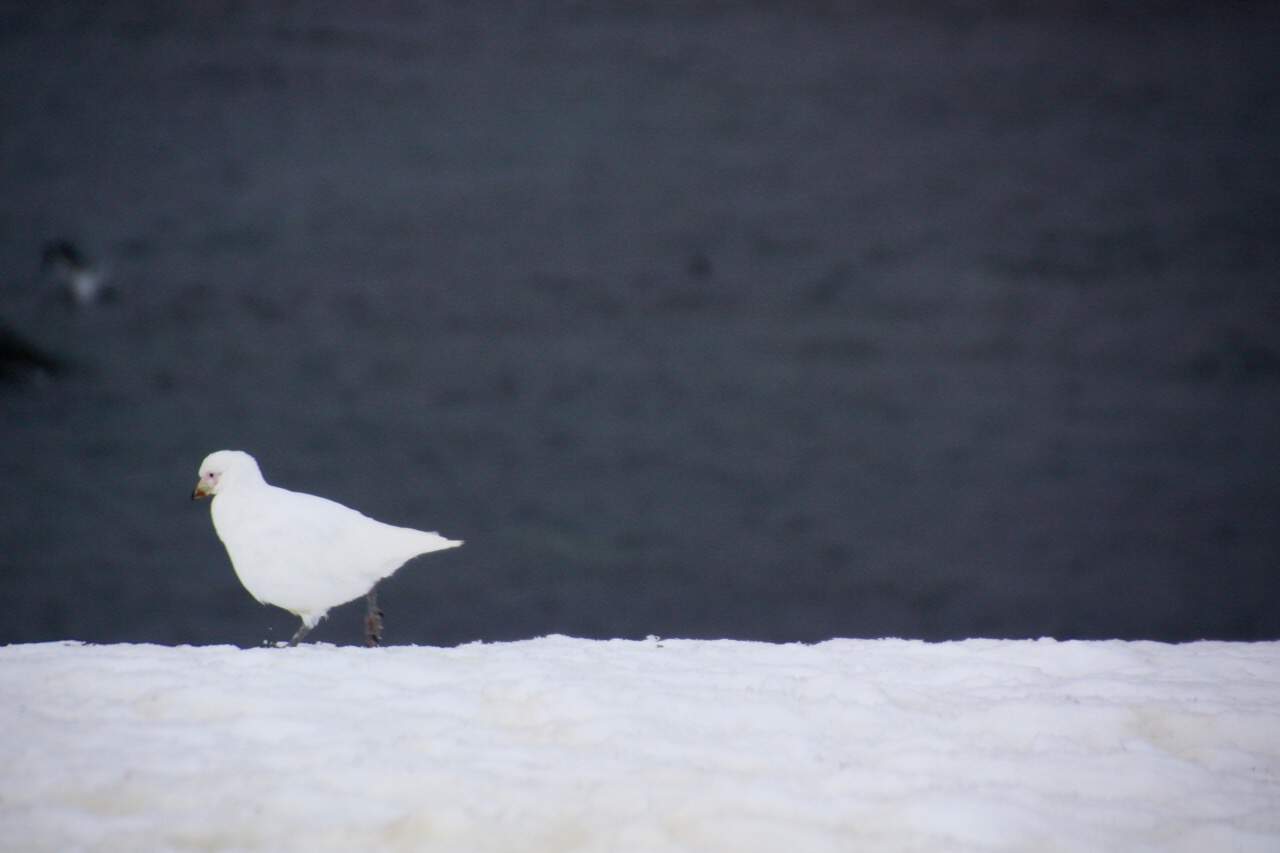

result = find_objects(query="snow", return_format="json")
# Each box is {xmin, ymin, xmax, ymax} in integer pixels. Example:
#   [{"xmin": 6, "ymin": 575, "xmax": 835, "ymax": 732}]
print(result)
[{"xmin": 2, "ymin": 638, "xmax": 1277, "ymax": 851}]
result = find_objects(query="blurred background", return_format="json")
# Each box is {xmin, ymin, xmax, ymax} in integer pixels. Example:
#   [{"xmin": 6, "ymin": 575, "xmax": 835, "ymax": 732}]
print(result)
[{"xmin": 2, "ymin": 1, "xmax": 1277, "ymax": 647}]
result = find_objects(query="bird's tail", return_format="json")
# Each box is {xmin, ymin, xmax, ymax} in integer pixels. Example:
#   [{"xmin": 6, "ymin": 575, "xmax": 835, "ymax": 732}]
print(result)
[{"xmin": 408, "ymin": 528, "xmax": 463, "ymax": 557}]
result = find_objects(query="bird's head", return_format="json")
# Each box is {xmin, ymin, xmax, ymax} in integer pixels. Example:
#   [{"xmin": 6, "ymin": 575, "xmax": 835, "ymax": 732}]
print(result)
[{"xmin": 192, "ymin": 450, "xmax": 262, "ymax": 500}]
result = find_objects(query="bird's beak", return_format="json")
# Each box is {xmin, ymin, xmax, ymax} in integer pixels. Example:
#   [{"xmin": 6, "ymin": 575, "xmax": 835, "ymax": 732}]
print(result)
[{"xmin": 192, "ymin": 480, "xmax": 211, "ymax": 501}]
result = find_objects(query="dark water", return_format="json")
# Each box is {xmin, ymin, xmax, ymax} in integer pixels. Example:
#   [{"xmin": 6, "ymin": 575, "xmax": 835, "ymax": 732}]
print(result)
[{"xmin": 2, "ymin": 2, "xmax": 1278, "ymax": 647}]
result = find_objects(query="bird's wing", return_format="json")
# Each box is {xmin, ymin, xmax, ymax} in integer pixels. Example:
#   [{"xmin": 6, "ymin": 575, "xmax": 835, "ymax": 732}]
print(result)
[
  {"xmin": 215, "ymin": 481, "xmax": 457, "ymax": 617},
  {"xmin": 256, "ymin": 484, "xmax": 447, "ymax": 582}
]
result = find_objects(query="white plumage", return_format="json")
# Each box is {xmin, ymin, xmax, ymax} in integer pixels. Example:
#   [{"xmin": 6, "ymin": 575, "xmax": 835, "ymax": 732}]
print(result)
[
  {"xmin": 41, "ymin": 240, "xmax": 111, "ymax": 306},
  {"xmin": 193, "ymin": 450, "xmax": 462, "ymax": 645}
]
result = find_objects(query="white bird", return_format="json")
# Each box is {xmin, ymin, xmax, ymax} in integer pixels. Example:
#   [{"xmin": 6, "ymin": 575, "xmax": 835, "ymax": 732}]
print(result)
[
  {"xmin": 192, "ymin": 450, "xmax": 462, "ymax": 646},
  {"xmin": 41, "ymin": 240, "xmax": 111, "ymax": 307}
]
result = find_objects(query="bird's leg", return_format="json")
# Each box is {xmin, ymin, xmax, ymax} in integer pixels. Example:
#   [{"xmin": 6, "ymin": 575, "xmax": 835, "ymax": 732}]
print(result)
[
  {"xmin": 364, "ymin": 584, "xmax": 383, "ymax": 648},
  {"xmin": 287, "ymin": 621, "xmax": 312, "ymax": 647}
]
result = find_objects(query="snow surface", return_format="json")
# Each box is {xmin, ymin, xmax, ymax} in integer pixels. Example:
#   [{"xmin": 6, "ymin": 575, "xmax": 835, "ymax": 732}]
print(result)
[{"xmin": 2, "ymin": 637, "xmax": 1278, "ymax": 852}]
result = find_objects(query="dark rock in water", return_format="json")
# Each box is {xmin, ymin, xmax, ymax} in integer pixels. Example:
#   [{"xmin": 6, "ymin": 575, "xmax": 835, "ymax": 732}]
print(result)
[
  {"xmin": 804, "ymin": 263, "xmax": 852, "ymax": 307},
  {"xmin": 686, "ymin": 252, "xmax": 713, "ymax": 279},
  {"xmin": 0, "ymin": 322, "xmax": 65, "ymax": 384}
]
